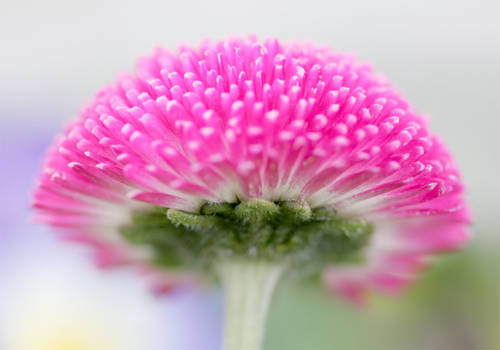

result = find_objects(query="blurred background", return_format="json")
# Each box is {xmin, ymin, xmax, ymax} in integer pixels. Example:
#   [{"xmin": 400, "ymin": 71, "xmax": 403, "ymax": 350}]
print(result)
[{"xmin": 1, "ymin": 0, "xmax": 499, "ymax": 349}]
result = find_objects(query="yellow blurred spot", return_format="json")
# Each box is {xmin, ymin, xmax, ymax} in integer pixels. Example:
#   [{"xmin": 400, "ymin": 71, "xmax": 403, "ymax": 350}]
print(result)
[
  {"xmin": 12, "ymin": 324, "xmax": 113, "ymax": 350},
  {"xmin": 41, "ymin": 335, "xmax": 91, "ymax": 350}
]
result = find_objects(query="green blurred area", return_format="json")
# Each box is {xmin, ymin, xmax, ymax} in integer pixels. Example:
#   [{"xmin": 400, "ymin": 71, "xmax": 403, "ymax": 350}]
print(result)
[{"xmin": 266, "ymin": 238, "xmax": 499, "ymax": 350}]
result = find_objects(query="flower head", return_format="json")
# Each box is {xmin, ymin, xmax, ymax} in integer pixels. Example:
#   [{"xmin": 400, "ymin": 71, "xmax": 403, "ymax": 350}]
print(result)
[{"xmin": 33, "ymin": 37, "xmax": 469, "ymax": 302}]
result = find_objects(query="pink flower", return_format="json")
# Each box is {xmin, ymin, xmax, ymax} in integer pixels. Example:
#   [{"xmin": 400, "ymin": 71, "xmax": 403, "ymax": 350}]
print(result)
[{"xmin": 33, "ymin": 37, "xmax": 469, "ymax": 304}]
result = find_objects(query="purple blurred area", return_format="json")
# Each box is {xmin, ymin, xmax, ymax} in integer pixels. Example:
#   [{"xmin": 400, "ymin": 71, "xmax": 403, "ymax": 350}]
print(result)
[
  {"xmin": 0, "ymin": 125, "xmax": 53, "ymax": 254},
  {"xmin": 0, "ymin": 121, "xmax": 222, "ymax": 350}
]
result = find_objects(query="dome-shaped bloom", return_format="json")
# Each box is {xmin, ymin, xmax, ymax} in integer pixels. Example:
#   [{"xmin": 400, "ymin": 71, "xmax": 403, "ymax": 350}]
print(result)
[{"xmin": 33, "ymin": 37, "xmax": 468, "ymax": 310}]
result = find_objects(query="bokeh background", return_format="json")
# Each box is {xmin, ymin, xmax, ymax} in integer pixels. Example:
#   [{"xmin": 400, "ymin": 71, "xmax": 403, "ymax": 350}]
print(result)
[{"xmin": 1, "ymin": 0, "xmax": 499, "ymax": 349}]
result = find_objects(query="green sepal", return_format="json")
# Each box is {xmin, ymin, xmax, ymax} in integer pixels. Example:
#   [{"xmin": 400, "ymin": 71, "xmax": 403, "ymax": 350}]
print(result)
[{"xmin": 119, "ymin": 199, "xmax": 373, "ymax": 277}]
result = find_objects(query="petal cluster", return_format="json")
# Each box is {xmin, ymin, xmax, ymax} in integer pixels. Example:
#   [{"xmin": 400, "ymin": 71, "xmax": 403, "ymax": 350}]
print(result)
[{"xmin": 33, "ymin": 37, "xmax": 469, "ymax": 299}]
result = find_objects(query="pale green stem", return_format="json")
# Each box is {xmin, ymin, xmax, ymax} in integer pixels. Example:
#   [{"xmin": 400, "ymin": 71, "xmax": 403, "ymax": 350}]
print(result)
[{"xmin": 216, "ymin": 260, "xmax": 285, "ymax": 350}]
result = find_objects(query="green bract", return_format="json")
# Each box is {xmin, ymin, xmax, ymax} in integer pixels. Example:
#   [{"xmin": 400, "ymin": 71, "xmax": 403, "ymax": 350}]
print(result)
[{"xmin": 120, "ymin": 199, "xmax": 373, "ymax": 277}]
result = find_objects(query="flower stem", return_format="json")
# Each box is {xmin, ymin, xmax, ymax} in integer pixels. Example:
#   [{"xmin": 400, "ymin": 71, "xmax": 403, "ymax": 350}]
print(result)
[{"xmin": 216, "ymin": 260, "xmax": 285, "ymax": 350}]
